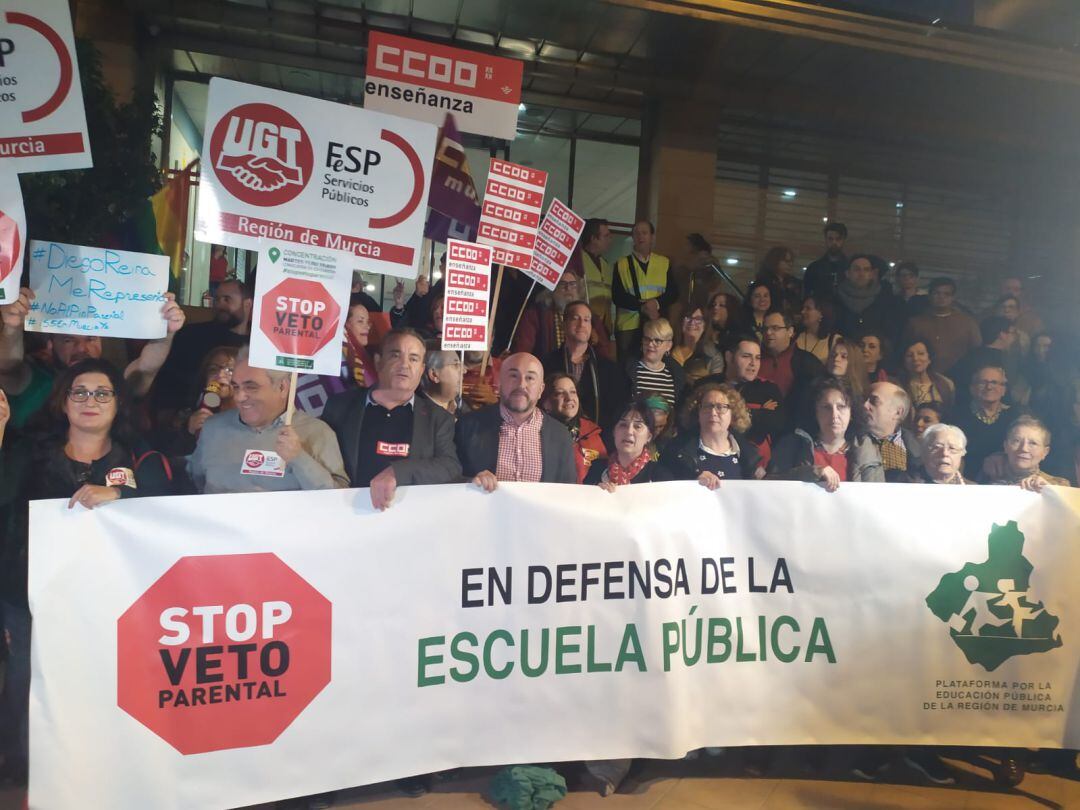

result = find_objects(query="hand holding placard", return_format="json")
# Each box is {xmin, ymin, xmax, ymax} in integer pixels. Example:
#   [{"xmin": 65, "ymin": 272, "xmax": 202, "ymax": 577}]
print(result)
[{"xmin": 25, "ymin": 240, "xmax": 169, "ymax": 339}]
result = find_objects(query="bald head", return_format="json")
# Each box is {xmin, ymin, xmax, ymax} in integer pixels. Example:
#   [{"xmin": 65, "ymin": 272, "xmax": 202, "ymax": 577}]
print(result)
[
  {"xmin": 500, "ymin": 353, "xmax": 545, "ymax": 418},
  {"xmin": 864, "ymin": 381, "xmax": 910, "ymax": 437}
]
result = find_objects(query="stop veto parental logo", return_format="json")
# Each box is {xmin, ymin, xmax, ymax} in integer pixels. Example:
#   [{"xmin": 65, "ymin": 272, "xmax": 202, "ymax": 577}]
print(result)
[
  {"xmin": 209, "ymin": 102, "xmax": 314, "ymax": 207},
  {"xmin": 117, "ymin": 553, "xmax": 332, "ymax": 754},
  {"xmin": 259, "ymin": 277, "xmax": 342, "ymax": 361}
]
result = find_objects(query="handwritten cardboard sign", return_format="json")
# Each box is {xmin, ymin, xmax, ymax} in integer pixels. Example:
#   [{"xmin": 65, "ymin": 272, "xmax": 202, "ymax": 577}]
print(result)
[{"xmin": 25, "ymin": 240, "xmax": 169, "ymax": 338}]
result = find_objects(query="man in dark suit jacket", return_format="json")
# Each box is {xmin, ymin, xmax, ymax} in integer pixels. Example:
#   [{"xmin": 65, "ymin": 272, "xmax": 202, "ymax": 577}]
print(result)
[
  {"xmin": 322, "ymin": 328, "xmax": 461, "ymax": 509},
  {"xmin": 456, "ymin": 353, "xmax": 577, "ymax": 489}
]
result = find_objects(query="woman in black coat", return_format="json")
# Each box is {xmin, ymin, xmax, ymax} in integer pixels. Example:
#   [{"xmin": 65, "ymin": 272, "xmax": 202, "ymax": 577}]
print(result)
[{"xmin": 661, "ymin": 381, "xmax": 763, "ymax": 485}]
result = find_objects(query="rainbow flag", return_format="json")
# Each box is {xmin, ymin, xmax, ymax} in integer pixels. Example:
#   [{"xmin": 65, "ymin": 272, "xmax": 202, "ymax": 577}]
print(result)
[{"xmin": 151, "ymin": 160, "xmax": 197, "ymax": 279}]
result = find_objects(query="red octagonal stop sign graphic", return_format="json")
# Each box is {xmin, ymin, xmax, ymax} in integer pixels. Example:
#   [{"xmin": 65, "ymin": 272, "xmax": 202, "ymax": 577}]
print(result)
[
  {"xmin": 117, "ymin": 553, "xmax": 332, "ymax": 755},
  {"xmin": 259, "ymin": 277, "xmax": 342, "ymax": 361}
]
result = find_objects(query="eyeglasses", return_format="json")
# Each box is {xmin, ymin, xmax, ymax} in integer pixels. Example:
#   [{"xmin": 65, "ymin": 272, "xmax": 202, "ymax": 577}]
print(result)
[
  {"xmin": 763, "ymin": 325, "xmax": 789, "ymax": 333},
  {"xmin": 974, "ymin": 380, "xmax": 1006, "ymax": 388},
  {"xmin": 683, "ymin": 316, "xmax": 705, "ymax": 325},
  {"xmin": 207, "ymin": 364, "xmax": 235, "ymax": 377},
  {"xmin": 643, "ymin": 336, "xmax": 671, "ymax": 346},
  {"xmin": 701, "ymin": 403, "xmax": 731, "ymax": 413},
  {"xmin": 68, "ymin": 388, "xmax": 116, "ymax": 403},
  {"xmin": 928, "ymin": 443, "xmax": 964, "ymax": 454}
]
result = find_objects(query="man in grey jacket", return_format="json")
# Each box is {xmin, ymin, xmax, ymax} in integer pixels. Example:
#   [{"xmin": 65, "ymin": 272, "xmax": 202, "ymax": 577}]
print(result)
[
  {"xmin": 860, "ymin": 381, "xmax": 922, "ymax": 482},
  {"xmin": 188, "ymin": 348, "xmax": 348, "ymax": 494}
]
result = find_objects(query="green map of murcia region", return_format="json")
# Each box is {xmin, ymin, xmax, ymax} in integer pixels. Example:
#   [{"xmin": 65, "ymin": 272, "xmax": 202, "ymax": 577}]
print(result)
[{"xmin": 926, "ymin": 521, "xmax": 1062, "ymax": 672}]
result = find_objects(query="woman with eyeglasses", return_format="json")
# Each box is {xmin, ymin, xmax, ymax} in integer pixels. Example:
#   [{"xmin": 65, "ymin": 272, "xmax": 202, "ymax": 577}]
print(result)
[
  {"xmin": 0, "ymin": 359, "xmax": 173, "ymax": 783},
  {"xmin": 18, "ymin": 359, "xmax": 174, "ymax": 508},
  {"xmin": 661, "ymin": 382, "xmax": 764, "ymax": 486},
  {"xmin": 671, "ymin": 305, "xmax": 724, "ymax": 386},
  {"xmin": 625, "ymin": 318, "xmax": 686, "ymax": 411},
  {"xmin": 154, "ymin": 346, "xmax": 239, "ymax": 458}
]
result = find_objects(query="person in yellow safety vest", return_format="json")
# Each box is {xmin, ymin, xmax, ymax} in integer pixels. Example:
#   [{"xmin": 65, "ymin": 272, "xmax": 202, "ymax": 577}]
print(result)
[
  {"xmin": 572, "ymin": 218, "xmax": 615, "ymax": 336},
  {"xmin": 612, "ymin": 220, "xmax": 677, "ymax": 360}
]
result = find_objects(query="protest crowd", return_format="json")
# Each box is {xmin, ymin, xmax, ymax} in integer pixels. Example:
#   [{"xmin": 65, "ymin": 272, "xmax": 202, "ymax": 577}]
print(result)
[{"xmin": 1, "ymin": 216, "xmax": 1077, "ymax": 805}]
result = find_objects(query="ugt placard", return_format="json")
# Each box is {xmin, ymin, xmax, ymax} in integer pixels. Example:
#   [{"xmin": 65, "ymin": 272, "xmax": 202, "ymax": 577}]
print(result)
[
  {"xmin": 0, "ymin": 0, "xmax": 92, "ymax": 172},
  {"xmin": 249, "ymin": 242, "xmax": 354, "ymax": 375},
  {"xmin": 196, "ymin": 78, "xmax": 437, "ymax": 279}
]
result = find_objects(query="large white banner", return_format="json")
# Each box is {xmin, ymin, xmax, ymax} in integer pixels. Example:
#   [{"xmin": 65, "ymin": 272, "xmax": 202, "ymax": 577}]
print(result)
[
  {"xmin": 0, "ymin": 0, "xmax": 92, "ymax": 172},
  {"xmin": 29, "ymin": 482, "xmax": 1080, "ymax": 809},
  {"xmin": 195, "ymin": 78, "xmax": 437, "ymax": 279}
]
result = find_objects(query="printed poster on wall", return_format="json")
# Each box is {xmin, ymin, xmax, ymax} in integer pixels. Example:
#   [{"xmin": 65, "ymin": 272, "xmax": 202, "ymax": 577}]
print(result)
[
  {"xmin": 0, "ymin": 163, "xmax": 25, "ymax": 301},
  {"xmin": 24, "ymin": 240, "xmax": 168, "ymax": 338},
  {"xmin": 441, "ymin": 238, "xmax": 492, "ymax": 351},
  {"xmin": 364, "ymin": 31, "xmax": 522, "ymax": 141},
  {"xmin": 195, "ymin": 78, "xmax": 437, "ymax": 279},
  {"xmin": 0, "ymin": 0, "xmax": 92, "ymax": 172},
  {"xmin": 523, "ymin": 198, "xmax": 585, "ymax": 291},
  {"xmin": 249, "ymin": 242, "xmax": 354, "ymax": 374},
  {"xmin": 476, "ymin": 158, "xmax": 546, "ymax": 270}
]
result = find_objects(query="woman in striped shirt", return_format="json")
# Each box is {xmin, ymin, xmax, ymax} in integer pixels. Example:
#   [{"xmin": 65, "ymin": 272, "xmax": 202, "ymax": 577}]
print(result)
[{"xmin": 624, "ymin": 318, "xmax": 686, "ymax": 411}]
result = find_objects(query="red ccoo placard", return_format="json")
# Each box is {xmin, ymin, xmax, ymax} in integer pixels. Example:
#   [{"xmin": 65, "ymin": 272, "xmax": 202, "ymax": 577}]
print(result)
[
  {"xmin": 523, "ymin": 198, "xmax": 586, "ymax": 291},
  {"xmin": 442, "ymin": 239, "xmax": 493, "ymax": 351},
  {"xmin": 476, "ymin": 158, "xmax": 547, "ymax": 270}
]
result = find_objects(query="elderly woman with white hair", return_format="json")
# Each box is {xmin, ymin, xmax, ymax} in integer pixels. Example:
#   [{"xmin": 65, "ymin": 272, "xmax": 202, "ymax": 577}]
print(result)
[{"xmin": 916, "ymin": 423, "xmax": 972, "ymax": 485}]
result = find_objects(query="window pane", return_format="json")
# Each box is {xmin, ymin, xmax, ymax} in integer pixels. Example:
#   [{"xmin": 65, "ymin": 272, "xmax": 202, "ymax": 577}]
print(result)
[
  {"xmin": 508, "ymin": 134, "xmax": 570, "ymax": 208},
  {"xmin": 573, "ymin": 139, "xmax": 638, "ymax": 226}
]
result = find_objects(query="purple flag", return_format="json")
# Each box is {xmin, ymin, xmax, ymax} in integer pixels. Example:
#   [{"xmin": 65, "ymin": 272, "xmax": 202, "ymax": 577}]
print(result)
[{"xmin": 425, "ymin": 114, "xmax": 481, "ymax": 243}]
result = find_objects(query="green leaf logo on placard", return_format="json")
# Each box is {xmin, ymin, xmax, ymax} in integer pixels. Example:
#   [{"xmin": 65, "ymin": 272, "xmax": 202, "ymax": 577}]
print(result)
[
  {"xmin": 926, "ymin": 521, "xmax": 1062, "ymax": 671},
  {"xmin": 268, "ymin": 247, "xmax": 281, "ymax": 264}
]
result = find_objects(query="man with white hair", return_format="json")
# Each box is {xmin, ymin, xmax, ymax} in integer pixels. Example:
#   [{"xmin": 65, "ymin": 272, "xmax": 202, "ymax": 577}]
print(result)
[
  {"xmin": 860, "ymin": 380, "xmax": 921, "ymax": 481},
  {"xmin": 188, "ymin": 347, "xmax": 348, "ymax": 493},
  {"xmin": 421, "ymin": 350, "xmax": 465, "ymax": 417},
  {"xmin": 917, "ymin": 424, "xmax": 971, "ymax": 485}
]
